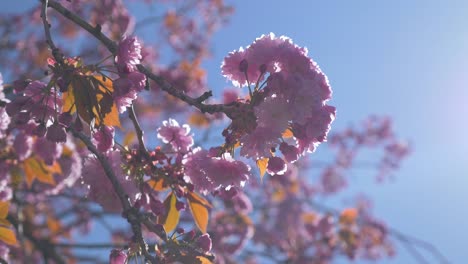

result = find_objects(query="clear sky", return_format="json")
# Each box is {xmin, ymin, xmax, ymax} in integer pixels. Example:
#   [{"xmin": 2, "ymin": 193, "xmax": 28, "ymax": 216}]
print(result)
[{"xmin": 2, "ymin": 1, "xmax": 468, "ymax": 263}]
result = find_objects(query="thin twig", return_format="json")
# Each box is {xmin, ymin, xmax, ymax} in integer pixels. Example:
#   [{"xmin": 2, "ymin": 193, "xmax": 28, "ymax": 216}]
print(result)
[
  {"xmin": 128, "ymin": 104, "xmax": 150, "ymax": 159},
  {"xmin": 40, "ymin": 0, "xmax": 62, "ymax": 64}
]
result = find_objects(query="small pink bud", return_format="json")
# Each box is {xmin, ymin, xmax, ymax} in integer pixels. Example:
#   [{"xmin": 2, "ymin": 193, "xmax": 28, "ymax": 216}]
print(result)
[
  {"xmin": 109, "ymin": 249, "xmax": 127, "ymax": 264},
  {"xmin": 33, "ymin": 123, "xmax": 47, "ymax": 137},
  {"xmin": 239, "ymin": 59, "xmax": 248, "ymax": 72},
  {"xmin": 46, "ymin": 122, "xmax": 67, "ymax": 143},
  {"xmin": 176, "ymin": 227, "xmax": 185, "ymax": 234},
  {"xmin": 58, "ymin": 112, "xmax": 73, "ymax": 127},
  {"xmin": 266, "ymin": 156, "xmax": 287, "ymax": 175},
  {"xmin": 185, "ymin": 230, "xmax": 196, "ymax": 241},
  {"xmin": 175, "ymin": 201, "xmax": 185, "ymax": 211},
  {"xmin": 196, "ymin": 234, "xmax": 212, "ymax": 252}
]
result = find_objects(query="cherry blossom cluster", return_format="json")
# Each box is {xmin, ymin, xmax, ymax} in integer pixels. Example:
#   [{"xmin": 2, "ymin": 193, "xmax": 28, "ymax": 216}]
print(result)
[{"xmin": 221, "ymin": 33, "xmax": 336, "ymax": 175}]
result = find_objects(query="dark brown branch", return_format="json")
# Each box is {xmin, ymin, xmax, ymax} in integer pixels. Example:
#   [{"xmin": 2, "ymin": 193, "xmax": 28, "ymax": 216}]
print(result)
[
  {"xmin": 40, "ymin": 0, "xmax": 62, "ymax": 64},
  {"xmin": 44, "ymin": 0, "xmax": 116, "ymax": 53},
  {"xmin": 46, "ymin": 0, "xmax": 232, "ymax": 115},
  {"xmin": 69, "ymin": 128, "xmax": 158, "ymax": 263},
  {"xmin": 128, "ymin": 104, "xmax": 149, "ymax": 158}
]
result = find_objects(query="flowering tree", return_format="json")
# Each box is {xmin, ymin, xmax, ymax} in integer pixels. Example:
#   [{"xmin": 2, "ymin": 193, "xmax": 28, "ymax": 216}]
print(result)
[{"xmin": 0, "ymin": 1, "xmax": 447, "ymax": 263}]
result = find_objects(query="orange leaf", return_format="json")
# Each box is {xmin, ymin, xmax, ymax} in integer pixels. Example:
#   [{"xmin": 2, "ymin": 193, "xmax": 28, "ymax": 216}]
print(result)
[
  {"xmin": 340, "ymin": 208, "xmax": 358, "ymax": 225},
  {"xmin": 0, "ymin": 227, "xmax": 17, "ymax": 245},
  {"xmin": 158, "ymin": 192, "xmax": 180, "ymax": 233},
  {"xmin": 271, "ymin": 189, "xmax": 286, "ymax": 203},
  {"xmin": 187, "ymin": 192, "xmax": 211, "ymax": 233},
  {"xmin": 147, "ymin": 179, "xmax": 168, "ymax": 191},
  {"xmin": 256, "ymin": 158, "xmax": 269, "ymax": 180},
  {"xmin": 0, "ymin": 219, "xmax": 10, "ymax": 227},
  {"xmin": 188, "ymin": 112, "xmax": 210, "ymax": 127},
  {"xmin": 0, "ymin": 201, "xmax": 8, "ymax": 219},
  {"xmin": 93, "ymin": 75, "xmax": 121, "ymax": 127},
  {"xmin": 301, "ymin": 212, "xmax": 317, "ymax": 224},
  {"xmin": 123, "ymin": 131, "xmax": 136, "ymax": 146},
  {"xmin": 187, "ymin": 191, "xmax": 212, "ymax": 208},
  {"xmin": 62, "ymin": 84, "xmax": 76, "ymax": 113},
  {"xmin": 64, "ymin": 75, "xmax": 120, "ymax": 127},
  {"xmin": 196, "ymin": 256, "xmax": 213, "ymax": 264},
  {"xmin": 22, "ymin": 157, "xmax": 60, "ymax": 187},
  {"xmin": 282, "ymin": 128, "xmax": 294, "ymax": 138}
]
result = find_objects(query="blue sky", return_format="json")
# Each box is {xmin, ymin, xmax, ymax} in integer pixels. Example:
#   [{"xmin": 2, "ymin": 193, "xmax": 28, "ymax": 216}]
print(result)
[{"xmin": 2, "ymin": 0, "xmax": 468, "ymax": 263}]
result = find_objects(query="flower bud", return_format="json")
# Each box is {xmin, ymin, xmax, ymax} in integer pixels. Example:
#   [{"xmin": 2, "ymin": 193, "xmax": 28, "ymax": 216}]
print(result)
[
  {"xmin": 196, "ymin": 233, "xmax": 212, "ymax": 252},
  {"xmin": 109, "ymin": 249, "xmax": 127, "ymax": 264}
]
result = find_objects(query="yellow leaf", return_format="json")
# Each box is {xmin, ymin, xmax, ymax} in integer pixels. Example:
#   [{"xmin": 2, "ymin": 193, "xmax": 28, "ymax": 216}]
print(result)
[
  {"xmin": 123, "ymin": 131, "xmax": 136, "ymax": 146},
  {"xmin": 0, "ymin": 201, "xmax": 8, "ymax": 219},
  {"xmin": 47, "ymin": 218, "xmax": 62, "ymax": 235},
  {"xmin": 196, "ymin": 256, "xmax": 213, "ymax": 264},
  {"xmin": 271, "ymin": 189, "xmax": 286, "ymax": 203},
  {"xmin": 63, "ymin": 75, "xmax": 120, "ymax": 127},
  {"xmin": 0, "ymin": 227, "xmax": 17, "ymax": 245},
  {"xmin": 282, "ymin": 128, "xmax": 294, "ymax": 138},
  {"xmin": 256, "ymin": 158, "xmax": 269, "ymax": 180},
  {"xmin": 302, "ymin": 212, "xmax": 317, "ymax": 224},
  {"xmin": 340, "ymin": 208, "xmax": 358, "ymax": 225},
  {"xmin": 62, "ymin": 146, "xmax": 73, "ymax": 157},
  {"xmin": 62, "ymin": 84, "xmax": 76, "ymax": 114},
  {"xmin": 10, "ymin": 166, "xmax": 23, "ymax": 189},
  {"xmin": 158, "ymin": 192, "xmax": 180, "ymax": 233},
  {"xmin": 147, "ymin": 179, "xmax": 168, "ymax": 191},
  {"xmin": 187, "ymin": 192, "xmax": 211, "ymax": 233},
  {"xmin": 188, "ymin": 112, "xmax": 210, "ymax": 127},
  {"xmin": 93, "ymin": 75, "xmax": 121, "ymax": 127},
  {"xmin": 0, "ymin": 219, "xmax": 10, "ymax": 227},
  {"xmin": 22, "ymin": 157, "xmax": 60, "ymax": 187}
]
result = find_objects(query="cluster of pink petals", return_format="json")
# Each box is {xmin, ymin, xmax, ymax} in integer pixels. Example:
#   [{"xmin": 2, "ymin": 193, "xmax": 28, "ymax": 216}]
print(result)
[
  {"xmin": 114, "ymin": 36, "xmax": 147, "ymax": 113},
  {"xmin": 222, "ymin": 33, "xmax": 336, "ymax": 172},
  {"xmin": 183, "ymin": 149, "xmax": 251, "ymax": 194},
  {"xmin": 115, "ymin": 36, "xmax": 142, "ymax": 73},
  {"xmin": 113, "ymin": 71, "xmax": 146, "ymax": 113},
  {"xmin": 157, "ymin": 119, "xmax": 194, "ymax": 152},
  {"xmin": 92, "ymin": 126, "xmax": 115, "ymax": 152},
  {"xmin": 5, "ymin": 81, "xmax": 67, "ymax": 143},
  {"xmin": 82, "ymin": 150, "xmax": 138, "ymax": 213}
]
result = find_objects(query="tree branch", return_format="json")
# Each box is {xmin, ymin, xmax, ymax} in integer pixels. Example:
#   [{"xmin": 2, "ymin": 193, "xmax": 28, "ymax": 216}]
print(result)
[
  {"xmin": 45, "ymin": 0, "xmax": 232, "ymax": 115},
  {"xmin": 69, "ymin": 128, "xmax": 158, "ymax": 263}
]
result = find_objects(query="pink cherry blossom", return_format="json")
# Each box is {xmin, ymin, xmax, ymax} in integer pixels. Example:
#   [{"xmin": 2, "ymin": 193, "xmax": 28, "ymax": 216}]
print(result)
[
  {"xmin": 183, "ymin": 149, "xmax": 251, "ymax": 193},
  {"xmin": 113, "ymin": 71, "xmax": 146, "ymax": 113},
  {"xmin": 82, "ymin": 150, "xmax": 139, "ymax": 213},
  {"xmin": 115, "ymin": 36, "xmax": 142, "ymax": 73},
  {"xmin": 157, "ymin": 119, "xmax": 194, "ymax": 152},
  {"xmin": 109, "ymin": 249, "xmax": 127, "ymax": 264},
  {"xmin": 223, "ymin": 34, "xmax": 336, "ymax": 171},
  {"xmin": 266, "ymin": 156, "xmax": 287, "ymax": 175},
  {"xmin": 92, "ymin": 126, "xmax": 115, "ymax": 152}
]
